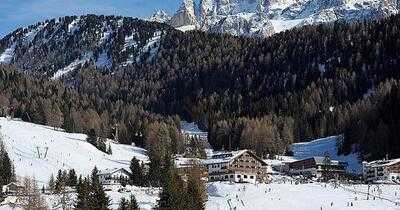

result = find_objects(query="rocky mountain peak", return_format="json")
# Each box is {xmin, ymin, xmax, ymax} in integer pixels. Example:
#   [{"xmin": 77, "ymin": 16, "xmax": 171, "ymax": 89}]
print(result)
[
  {"xmin": 163, "ymin": 0, "xmax": 400, "ymax": 37},
  {"xmin": 168, "ymin": 0, "xmax": 198, "ymax": 27},
  {"xmin": 149, "ymin": 10, "xmax": 171, "ymax": 23}
]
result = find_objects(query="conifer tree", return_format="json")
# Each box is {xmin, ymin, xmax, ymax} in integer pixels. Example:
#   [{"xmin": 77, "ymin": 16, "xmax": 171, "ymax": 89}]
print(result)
[
  {"xmin": 118, "ymin": 197, "xmax": 129, "ymax": 210},
  {"xmin": 48, "ymin": 174, "xmax": 55, "ymax": 193},
  {"xmin": 129, "ymin": 157, "xmax": 144, "ymax": 186},
  {"xmin": 0, "ymin": 141, "xmax": 14, "ymax": 186},
  {"xmin": 67, "ymin": 169, "xmax": 77, "ymax": 187},
  {"xmin": 107, "ymin": 143, "xmax": 112, "ymax": 155},
  {"xmin": 128, "ymin": 195, "xmax": 139, "ymax": 210},
  {"xmin": 185, "ymin": 175, "xmax": 206, "ymax": 210},
  {"xmin": 75, "ymin": 176, "xmax": 90, "ymax": 210},
  {"xmin": 89, "ymin": 167, "xmax": 110, "ymax": 210}
]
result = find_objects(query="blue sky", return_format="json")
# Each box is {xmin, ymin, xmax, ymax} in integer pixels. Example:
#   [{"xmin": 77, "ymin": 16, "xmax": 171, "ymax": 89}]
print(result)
[{"xmin": 0, "ymin": 0, "xmax": 181, "ymax": 38}]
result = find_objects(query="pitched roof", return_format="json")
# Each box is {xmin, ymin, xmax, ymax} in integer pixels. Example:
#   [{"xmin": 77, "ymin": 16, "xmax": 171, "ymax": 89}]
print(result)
[
  {"xmin": 312, "ymin": 157, "xmax": 340, "ymax": 166},
  {"xmin": 98, "ymin": 167, "xmax": 130, "ymax": 175},
  {"xmin": 203, "ymin": 150, "xmax": 267, "ymax": 166},
  {"xmin": 174, "ymin": 157, "xmax": 202, "ymax": 168},
  {"xmin": 365, "ymin": 158, "xmax": 400, "ymax": 168}
]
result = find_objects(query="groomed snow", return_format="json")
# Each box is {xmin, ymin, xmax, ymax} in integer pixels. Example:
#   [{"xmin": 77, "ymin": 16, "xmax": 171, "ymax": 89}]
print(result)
[
  {"xmin": 206, "ymin": 182, "xmax": 400, "ymax": 210},
  {"xmin": 0, "ymin": 117, "xmax": 148, "ymax": 185},
  {"xmin": 290, "ymin": 135, "xmax": 362, "ymax": 173}
]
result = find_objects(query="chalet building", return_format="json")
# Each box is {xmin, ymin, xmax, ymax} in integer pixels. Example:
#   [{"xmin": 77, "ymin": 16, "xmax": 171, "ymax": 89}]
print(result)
[
  {"xmin": 288, "ymin": 157, "xmax": 346, "ymax": 179},
  {"xmin": 363, "ymin": 158, "xmax": 400, "ymax": 183},
  {"xmin": 203, "ymin": 150, "xmax": 269, "ymax": 184},
  {"xmin": 98, "ymin": 168, "xmax": 131, "ymax": 185},
  {"xmin": 2, "ymin": 182, "xmax": 24, "ymax": 195},
  {"xmin": 174, "ymin": 157, "xmax": 208, "ymax": 182}
]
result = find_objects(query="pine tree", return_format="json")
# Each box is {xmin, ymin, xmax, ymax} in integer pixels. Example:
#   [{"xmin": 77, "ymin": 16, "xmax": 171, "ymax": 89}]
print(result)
[
  {"xmin": 48, "ymin": 174, "xmax": 55, "ymax": 193},
  {"xmin": 67, "ymin": 169, "xmax": 78, "ymax": 187},
  {"xmin": 75, "ymin": 176, "xmax": 90, "ymax": 210},
  {"xmin": 185, "ymin": 175, "xmax": 205, "ymax": 210},
  {"xmin": 156, "ymin": 167, "xmax": 186, "ymax": 210},
  {"xmin": 89, "ymin": 167, "xmax": 110, "ymax": 210},
  {"xmin": 107, "ymin": 143, "xmax": 112, "ymax": 155},
  {"xmin": 128, "ymin": 195, "xmax": 139, "ymax": 210},
  {"xmin": 118, "ymin": 197, "xmax": 129, "ymax": 210},
  {"xmin": 129, "ymin": 157, "xmax": 144, "ymax": 186},
  {"xmin": 87, "ymin": 128, "xmax": 97, "ymax": 146},
  {"xmin": 0, "ymin": 141, "xmax": 14, "ymax": 186},
  {"xmin": 55, "ymin": 169, "xmax": 65, "ymax": 193}
]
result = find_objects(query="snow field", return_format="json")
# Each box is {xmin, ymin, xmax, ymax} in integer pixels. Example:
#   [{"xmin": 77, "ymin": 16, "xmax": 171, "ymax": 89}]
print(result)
[
  {"xmin": 0, "ymin": 117, "xmax": 148, "ymax": 185},
  {"xmin": 206, "ymin": 181, "xmax": 400, "ymax": 210}
]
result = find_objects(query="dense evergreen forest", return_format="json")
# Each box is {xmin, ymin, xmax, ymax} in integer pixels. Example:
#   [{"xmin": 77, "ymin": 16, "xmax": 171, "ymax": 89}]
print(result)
[{"xmin": 1, "ymin": 14, "xmax": 400, "ymax": 161}]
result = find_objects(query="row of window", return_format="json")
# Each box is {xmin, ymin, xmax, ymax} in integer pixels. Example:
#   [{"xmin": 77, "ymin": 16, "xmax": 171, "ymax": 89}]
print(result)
[
  {"xmin": 209, "ymin": 174, "xmax": 255, "ymax": 180},
  {"xmin": 209, "ymin": 163, "xmax": 227, "ymax": 169},
  {"xmin": 234, "ymin": 164, "xmax": 259, "ymax": 169},
  {"xmin": 238, "ymin": 159, "xmax": 257, "ymax": 163}
]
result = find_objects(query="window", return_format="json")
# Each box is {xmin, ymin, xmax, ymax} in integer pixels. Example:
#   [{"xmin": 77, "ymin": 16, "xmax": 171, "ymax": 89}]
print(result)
[
  {"xmin": 230, "ymin": 175, "xmax": 234, "ymax": 178},
  {"xmin": 225, "ymin": 175, "xmax": 228, "ymax": 179},
  {"xmin": 250, "ymin": 176, "xmax": 254, "ymax": 179},
  {"xmin": 244, "ymin": 175, "xmax": 248, "ymax": 178},
  {"xmin": 237, "ymin": 175, "xmax": 241, "ymax": 178}
]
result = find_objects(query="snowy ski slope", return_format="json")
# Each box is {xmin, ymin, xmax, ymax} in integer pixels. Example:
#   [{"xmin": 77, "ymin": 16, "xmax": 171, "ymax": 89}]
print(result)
[
  {"xmin": 0, "ymin": 117, "xmax": 148, "ymax": 185},
  {"xmin": 206, "ymin": 182, "xmax": 400, "ymax": 210},
  {"xmin": 290, "ymin": 135, "xmax": 362, "ymax": 173}
]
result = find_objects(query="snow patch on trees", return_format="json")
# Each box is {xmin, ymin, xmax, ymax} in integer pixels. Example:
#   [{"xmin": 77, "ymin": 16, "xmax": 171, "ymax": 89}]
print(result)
[
  {"xmin": 52, "ymin": 52, "xmax": 93, "ymax": 79},
  {"xmin": 95, "ymin": 51, "xmax": 112, "ymax": 69},
  {"xmin": 0, "ymin": 45, "xmax": 15, "ymax": 64},
  {"xmin": 68, "ymin": 17, "xmax": 81, "ymax": 33}
]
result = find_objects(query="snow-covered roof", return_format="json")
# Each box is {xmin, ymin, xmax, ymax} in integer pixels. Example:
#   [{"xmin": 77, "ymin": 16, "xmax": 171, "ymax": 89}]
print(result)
[
  {"xmin": 174, "ymin": 157, "xmax": 202, "ymax": 168},
  {"xmin": 312, "ymin": 157, "xmax": 341, "ymax": 166},
  {"xmin": 264, "ymin": 156, "xmax": 298, "ymax": 166},
  {"xmin": 364, "ymin": 158, "xmax": 400, "ymax": 168},
  {"xmin": 203, "ymin": 150, "xmax": 267, "ymax": 166},
  {"xmin": 98, "ymin": 167, "xmax": 130, "ymax": 176}
]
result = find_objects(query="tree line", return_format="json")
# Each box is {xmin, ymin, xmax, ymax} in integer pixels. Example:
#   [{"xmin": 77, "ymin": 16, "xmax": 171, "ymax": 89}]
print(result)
[{"xmin": 2, "ymin": 14, "xmax": 400, "ymax": 161}]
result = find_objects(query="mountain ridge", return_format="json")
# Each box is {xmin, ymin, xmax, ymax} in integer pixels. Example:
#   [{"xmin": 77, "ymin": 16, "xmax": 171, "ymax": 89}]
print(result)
[
  {"xmin": 152, "ymin": 0, "xmax": 400, "ymax": 37},
  {"xmin": 0, "ymin": 14, "xmax": 174, "ymax": 77}
]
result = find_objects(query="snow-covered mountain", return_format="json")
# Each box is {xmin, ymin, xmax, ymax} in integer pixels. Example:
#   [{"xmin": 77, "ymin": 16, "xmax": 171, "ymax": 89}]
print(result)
[
  {"xmin": 153, "ymin": 0, "xmax": 400, "ymax": 37},
  {"xmin": 149, "ymin": 10, "xmax": 172, "ymax": 23},
  {"xmin": 0, "ymin": 15, "xmax": 172, "ymax": 78}
]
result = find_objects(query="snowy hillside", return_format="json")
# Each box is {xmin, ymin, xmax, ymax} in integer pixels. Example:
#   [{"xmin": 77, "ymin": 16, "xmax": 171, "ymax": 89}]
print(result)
[
  {"xmin": 290, "ymin": 135, "xmax": 361, "ymax": 173},
  {"xmin": 0, "ymin": 15, "xmax": 172, "ymax": 77},
  {"xmin": 0, "ymin": 117, "xmax": 148, "ymax": 185}
]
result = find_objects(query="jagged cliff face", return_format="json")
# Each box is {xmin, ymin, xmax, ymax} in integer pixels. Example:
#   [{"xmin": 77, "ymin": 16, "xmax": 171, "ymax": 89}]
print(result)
[
  {"xmin": 200, "ymin": 0, "xmax": 275, "ymax": 37},
  {"xmin": 152, "ymin": 0, "xmax": 400, "ymax": 37},
  {"xmin": 149, "ymin": 10, "xmax": 171, "ymax": 23},
  {"xmin": 168, "ymin": 0, "xmax": 198, "ymax": 27}
]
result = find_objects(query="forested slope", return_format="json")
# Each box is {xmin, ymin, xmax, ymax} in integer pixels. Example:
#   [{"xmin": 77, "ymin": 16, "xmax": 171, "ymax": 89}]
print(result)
[{"xmin": 2, "ymin": 14, "xmax": 400, "ymax": 160}]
